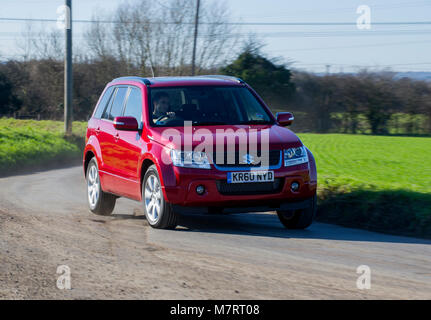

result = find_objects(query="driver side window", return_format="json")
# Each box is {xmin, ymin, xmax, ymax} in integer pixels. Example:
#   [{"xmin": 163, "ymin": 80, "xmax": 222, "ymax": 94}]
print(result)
[{"xmin": 151, "ymin": 90, "xmax": 174, "ymax": 124}]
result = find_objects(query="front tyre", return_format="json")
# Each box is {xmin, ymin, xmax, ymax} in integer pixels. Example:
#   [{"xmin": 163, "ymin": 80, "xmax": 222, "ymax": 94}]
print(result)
[
  {"xmin": 143, "ymin": 165, "xmax": 177, "ymax": 229},
  {"xmin": 277, "ymin": 195, "xmax": 317, "ymax": 229},
  {"xmin": 86, "ymin": 158, "xmax": 116, "ymax": 216}
]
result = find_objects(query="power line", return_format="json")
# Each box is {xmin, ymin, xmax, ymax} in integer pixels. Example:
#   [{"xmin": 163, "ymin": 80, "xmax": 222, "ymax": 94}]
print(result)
[
  {"xmin": 238, "ymin": 1, "xmax": 431, "ymax": 19},
  {"xmin": 1, "ymin": 29, "xmax": 431, "ymax": 40},
  {"xmin": 1, "ymin": 17, "xmax": 431, "ymax": 26},
  {"xmin": 294, "ymin": 62, "xmax": 431, "ymax": 68},
  {"xmin": 232, "ymin": 30, "xmax": 431, "ymax": 38},
  {"xmin": 271, "ymin": 40, "xmax": 431, "ymax": 53}
]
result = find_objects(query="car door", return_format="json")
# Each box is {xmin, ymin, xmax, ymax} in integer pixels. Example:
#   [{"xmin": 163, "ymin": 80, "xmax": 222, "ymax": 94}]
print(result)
[
  {"xmin": 98, "ymin": 86, "xmax": 129, "ymax": 194},
  {"xmin": 113, "ymin": 86, "xmax": 144, "ymax": 200}
]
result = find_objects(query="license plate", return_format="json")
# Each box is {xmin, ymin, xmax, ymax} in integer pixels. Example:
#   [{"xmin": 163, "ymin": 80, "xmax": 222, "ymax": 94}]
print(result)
[{"xmin": 227, "ymin": 171, "xmax": 274, "ymax": 184}]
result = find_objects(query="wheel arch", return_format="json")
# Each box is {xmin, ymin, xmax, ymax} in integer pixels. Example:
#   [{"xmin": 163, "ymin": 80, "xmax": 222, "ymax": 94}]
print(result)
[
  {"xmin": 84, "ymin": 150, "xmax": 96, "ymax": 177},
  {"xmin": 140, "ymin": 158, "xmax": 155, "ymax": 185},
  {"xmin": 139, "ymin": 152, "xmax": 171, "ymax": 201},
  {"xmin": 83, "ymin": 135, "xmax": 103, "ymax": 177}
]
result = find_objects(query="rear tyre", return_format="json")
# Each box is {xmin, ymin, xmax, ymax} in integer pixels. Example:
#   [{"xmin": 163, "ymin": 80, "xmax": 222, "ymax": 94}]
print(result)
[
  {"xmin": 86, "ymin": 158, "xmax": 116, "ymax": 216},
  {"xmin": 142, "ymin": 165, "xmax": 178, "ymax": 229},
  {"xmin": 277, "ymin": 195, "xmax": 317, "ymax": 229}
]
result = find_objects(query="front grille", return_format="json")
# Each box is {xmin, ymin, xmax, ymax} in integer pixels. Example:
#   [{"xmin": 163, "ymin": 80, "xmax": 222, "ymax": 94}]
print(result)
[
  {"xmin": 211, "ymin": 150, "xmax": 281, "ymax": 168},
  {"xmin": 216, "ymin": 178, "xmax": 284, "ymax": 196}
]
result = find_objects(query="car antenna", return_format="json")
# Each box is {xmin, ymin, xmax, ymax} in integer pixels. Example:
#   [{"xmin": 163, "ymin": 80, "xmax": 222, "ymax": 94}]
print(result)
[{"xmin": 149, "ymin": 62, "xmax": 155, "ymax": 78}]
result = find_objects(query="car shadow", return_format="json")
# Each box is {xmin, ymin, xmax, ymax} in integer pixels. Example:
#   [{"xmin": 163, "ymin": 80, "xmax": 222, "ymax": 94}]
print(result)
[
  {"xmin": 175, "ymin": 212, "xmax": 431, "ymax": 245},
  {"xmin": 111, "ymin": 213, "xmax": 146, "ymax": 220}
]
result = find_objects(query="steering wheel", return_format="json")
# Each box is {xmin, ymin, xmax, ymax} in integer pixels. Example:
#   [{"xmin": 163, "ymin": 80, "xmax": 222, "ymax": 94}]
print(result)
[
  {"xmin": 155, "ymin": 113, "xmax": 184, "ymax": 126},
  {"xmin": 155, "ymin": 114, "xmax": 170, "ymax": 123}
]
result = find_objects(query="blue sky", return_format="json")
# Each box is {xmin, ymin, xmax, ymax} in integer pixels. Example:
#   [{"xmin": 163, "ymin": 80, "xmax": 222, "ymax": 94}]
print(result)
[{"xmin": 0, "ymin": 0, "xmax": 430, "ymax": 72}]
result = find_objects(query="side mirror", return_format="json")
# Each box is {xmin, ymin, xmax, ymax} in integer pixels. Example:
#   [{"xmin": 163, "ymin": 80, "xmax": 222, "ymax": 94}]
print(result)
[
  {"xmin": 113, "ymin": 116, "xmax": 139, "ymax": 131},
  {"xmin": 276, "ymin": 112, "xmax": 294, "ymax": 126}
]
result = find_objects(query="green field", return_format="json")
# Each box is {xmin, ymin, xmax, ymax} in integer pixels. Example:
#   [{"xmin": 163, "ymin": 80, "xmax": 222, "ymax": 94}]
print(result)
[
  {"xmin": 299, "ymin": 134, "xmax": 431, "ymax": 236},
  {"xmin": 0, "ymin": 118, "xmax": 86, "ymax": 173},
  {"xmin": 1, "ymin": 119, "xmax": 430, "ymax": 236},
  {"xmin": 299, "ymin": 134, "xmax": 431, "ymax": 194}
]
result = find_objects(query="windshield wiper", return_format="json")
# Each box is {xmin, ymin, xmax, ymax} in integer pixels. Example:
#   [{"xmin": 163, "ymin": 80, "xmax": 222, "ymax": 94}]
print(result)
[
  {"xmin": 238, "ymin": 120, "xmax": 273, "ymax": 125},
  {"xmin": 192, "ymin": 121, "xmax": 228, "ymax": 126}
]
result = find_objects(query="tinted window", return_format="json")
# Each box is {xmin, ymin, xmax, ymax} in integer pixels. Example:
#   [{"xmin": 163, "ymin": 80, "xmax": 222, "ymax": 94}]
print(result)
[
  {"xmin": 94, "ymin": 86, "xmax": 113, "ymax": 119},
  {"xmin": 234, "ymin": 88, "xmax": 269, "ymax": 122},
  {"xmin": 149, "ymin": 86, "xmax": 273, "ymax": 127},
  {"xmin": 108, "ymin": 87, "xmax": 128, "ymax": 120},
  {"xmin": 123, "ymin": 87, "xmax": 142, "ymax": 122},
  {"xmin": 102, "ymin": 87, "xmax": 116, "ymax": 119}
]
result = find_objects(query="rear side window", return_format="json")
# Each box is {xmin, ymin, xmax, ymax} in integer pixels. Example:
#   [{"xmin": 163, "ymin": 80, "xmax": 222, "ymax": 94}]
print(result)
[
  {"xmin": 108, "ymin": 87, "xmax": 128, "ymax": 120},
  {"xmin": 123, "ymin": 87, "xmax": 142, "ymax": 122},
  {"xmin": 94, "ymin": 86, "xmax": 114, "ymax": 119}
]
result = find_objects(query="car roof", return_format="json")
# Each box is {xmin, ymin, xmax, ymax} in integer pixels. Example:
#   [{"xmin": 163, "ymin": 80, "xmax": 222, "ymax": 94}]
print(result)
[{"xmin": 110, "ymin": 75, "xmax": 245, "ymax": 87}]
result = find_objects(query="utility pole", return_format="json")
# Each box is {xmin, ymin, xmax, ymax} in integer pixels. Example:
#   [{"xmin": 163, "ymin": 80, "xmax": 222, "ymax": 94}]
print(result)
[
  {"xmin": 191, "ymin": 0, "xmax": 200, "ymax": 76},
  {"xmin": 64, "ymin": 0, "xmax": 73, "ymax": 135}
]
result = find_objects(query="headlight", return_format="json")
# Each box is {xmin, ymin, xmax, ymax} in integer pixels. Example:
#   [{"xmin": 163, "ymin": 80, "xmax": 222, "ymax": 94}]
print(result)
[
  {"xmin": 284, "ymin": 146, "xmax": 308, "ymax": 167},
  {"xmin": 170, "ymin": 150, "xmax": 211, "ymax": 169}
]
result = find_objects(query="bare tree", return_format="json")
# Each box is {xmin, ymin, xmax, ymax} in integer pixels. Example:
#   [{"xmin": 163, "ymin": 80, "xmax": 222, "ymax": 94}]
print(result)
[
  {"xmin": 84, "ymin": 0, "xmax": 238, "ymax": 76},
  {"xmin": 195, "ymin": 0, "xmax": 238, "ymax": 72},
  {"xmin": 85, "ymin": 12, "xmax": 116, "ymax": 62},
  {"xmin": 17, "ymin": 22, "xmax": 64, "ymax": 61}
]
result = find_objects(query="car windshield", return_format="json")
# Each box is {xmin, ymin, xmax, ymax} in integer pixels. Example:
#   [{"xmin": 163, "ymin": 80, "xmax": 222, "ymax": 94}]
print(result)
[{"xmin": 149, "ymin": 86, "xmax": 274, "ymax": 127}]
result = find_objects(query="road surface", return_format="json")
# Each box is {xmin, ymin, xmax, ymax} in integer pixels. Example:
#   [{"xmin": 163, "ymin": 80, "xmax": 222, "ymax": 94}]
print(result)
[{"xmin": 0, "ymin": 166, "xmax": 430, "ymax": 299}]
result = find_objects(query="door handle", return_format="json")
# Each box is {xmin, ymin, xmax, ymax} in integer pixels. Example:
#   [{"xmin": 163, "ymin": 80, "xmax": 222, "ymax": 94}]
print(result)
[
  {"xmin": 114, "ymin": 133, "xmax": 120, "ymax": 142},
  {"xmin": 95, "ymin": 127, "xmax": 100, "ymax": 135}
]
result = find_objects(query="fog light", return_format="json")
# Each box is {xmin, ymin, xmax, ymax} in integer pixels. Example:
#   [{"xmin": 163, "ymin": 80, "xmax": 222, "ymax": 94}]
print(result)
[
  {"xmin": 291, "ymin": 181, "xmax": 300, "ymax": 192},
  {"xmin": 196, "ymin": 185, "xmax": 205, "ymax": 195}
]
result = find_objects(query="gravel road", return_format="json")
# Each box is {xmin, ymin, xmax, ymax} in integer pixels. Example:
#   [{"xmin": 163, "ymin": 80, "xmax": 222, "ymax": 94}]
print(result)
[{"xmin": 0, "ymin": 166, "xmax": 430, "ymax": 299}]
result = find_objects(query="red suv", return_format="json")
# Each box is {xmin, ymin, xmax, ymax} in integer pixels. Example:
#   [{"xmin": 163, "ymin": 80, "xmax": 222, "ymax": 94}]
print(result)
[{"xmin": 83, "ymin": 76, "xmax": 317, "ymax": 229}]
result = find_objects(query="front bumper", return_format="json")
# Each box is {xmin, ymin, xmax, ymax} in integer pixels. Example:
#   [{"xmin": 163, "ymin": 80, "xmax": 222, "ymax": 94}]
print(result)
[
  {"xmin": 162, "ymin": 163, "xmax": 317, "ymax": 207},
  {"xmin": 173, "ymin": 197, "xmax": 314, "ymax": 214}
]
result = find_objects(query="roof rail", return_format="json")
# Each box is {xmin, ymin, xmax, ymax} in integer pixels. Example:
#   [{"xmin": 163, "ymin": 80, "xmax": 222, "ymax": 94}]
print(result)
[
  {"xmin": 200, "ymin": 75, "xmax": 244, "ymax": 84},
  {"xmin": 112, "ymin": 76, "xmax": 151, "ymax": 85}
]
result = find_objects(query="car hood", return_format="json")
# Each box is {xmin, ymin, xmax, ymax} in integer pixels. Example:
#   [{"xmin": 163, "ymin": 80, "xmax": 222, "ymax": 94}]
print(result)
[{"xmin": 148, "ymin": 124, "xmax": 302, "ymax": 151}]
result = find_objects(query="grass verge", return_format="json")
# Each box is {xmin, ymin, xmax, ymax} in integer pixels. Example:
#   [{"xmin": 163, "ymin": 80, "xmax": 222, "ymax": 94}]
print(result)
[{"xmin": 0, "ymin": 118, "xmax": 86, "ymax": 175}]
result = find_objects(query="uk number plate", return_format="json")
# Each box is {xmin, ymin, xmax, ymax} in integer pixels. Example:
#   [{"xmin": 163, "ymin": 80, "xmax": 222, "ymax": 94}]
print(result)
[{"xmin": 227, "ymin": 171, "xmax": 274, "ymax": 184}]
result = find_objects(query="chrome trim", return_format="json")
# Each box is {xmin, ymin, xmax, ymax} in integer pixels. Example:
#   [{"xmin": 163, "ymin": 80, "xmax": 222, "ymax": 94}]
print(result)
[
  {"xmin": 99, "ymin": 170, "xmax": 140, "ymax": 184},
  {"xmin": 100, "ymin": 118, "xmax": 114, "ymax": 123},
  {"xmin": 213, "ymin": 151, "xmax": 282, "ymax": 171}
]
